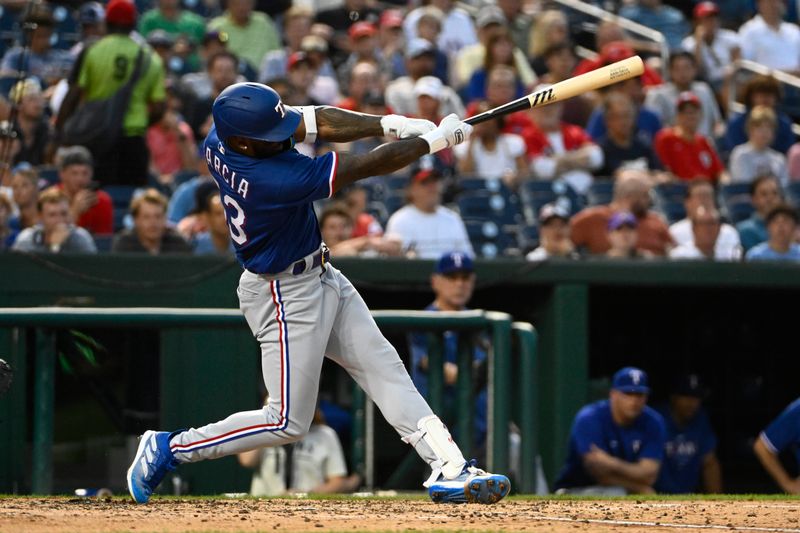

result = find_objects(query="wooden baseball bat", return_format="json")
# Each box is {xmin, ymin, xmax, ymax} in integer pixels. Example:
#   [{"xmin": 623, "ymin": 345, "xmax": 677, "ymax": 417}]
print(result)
[{"xmin": 464, "ymin": 55, "xmax": 645, "ymax": 126}]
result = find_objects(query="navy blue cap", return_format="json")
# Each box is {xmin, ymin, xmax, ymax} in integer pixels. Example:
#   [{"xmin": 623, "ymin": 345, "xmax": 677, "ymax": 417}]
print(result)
[
  {"xmin": 435, "ymin": 251, "xmax": 474, "ymax": 275},
  {"xmin": 612, "ymin": 366, "xmax": 650, "ymax": 394},
  {"xmin": 671, "ymin": 373, "xmax": 708, "ymax": 398}
]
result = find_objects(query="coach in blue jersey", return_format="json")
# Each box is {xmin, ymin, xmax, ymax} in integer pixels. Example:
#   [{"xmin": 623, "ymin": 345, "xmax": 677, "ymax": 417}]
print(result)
[
  {"xmin": 654, "ymin": 374, "xmax": 722, "ymax": 494},
  {"xmin": 127, "ymin": 82, "xmax": 511, "ymax": 506},
  {"xmin": 555, "ymin": 367, "xmax": 667, "ymax": 494},
  {"xmin": 754, "ymin": 397, "xmax": 800, "ymax": 494}
]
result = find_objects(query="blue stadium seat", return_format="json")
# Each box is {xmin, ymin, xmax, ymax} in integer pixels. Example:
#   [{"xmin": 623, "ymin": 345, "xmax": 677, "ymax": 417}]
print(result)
[
  {"xmin": 105, "ymin": 185, "xmax": 138, "ymax": 232},
  {"xmin": 51, "ymin": 5, "xmax": 79, "ymax": 50},
  {"xmin": 726, "ymin": 200, "xmax": 755, "ymax": 224},
  {"xmin": 519, "ymin": 224, "xmax": 539, "ymax": 252},
  {"xmin": 463, "ymin": 219, "xmax": 514, "ymax": 258},
  {"xmin": 786, "ymin": 182, "xmax": 800, "ymax": 207},
  {"xmin": 365, "ymin": 201, "xmax": 389, "ymax": 227},
  {"xmin": 36, "ymin": 165, "xmax": 59, "ymax": 187},
  {"xmin": 660, "ymin": 201, "xmax": 686, "ymax": 224},
  {"xmin": 385, "ymin": 175, "xmax": 408, "ymax": 193},
  {"xmin": 654, "ymin": 182, "xmax": 688, "ymax": 204},
  {"xmin": 382, "ymin": 194, "xmax": 405, "ymax": 217},
  {"xmin": 93, "ymin": 234, "xmax": 113, "ymax": 252},
  {"xmin": 587, "ymin": 180, "xmax": 614, "ymax": 206},
  {"xmin": 457, "ymin": 191, "xmax": 523, "ymax": 226}
]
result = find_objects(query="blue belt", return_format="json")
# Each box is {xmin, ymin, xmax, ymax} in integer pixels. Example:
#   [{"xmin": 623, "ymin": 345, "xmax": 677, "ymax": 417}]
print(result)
[{"xmin": 291, "ymin": 248, "xmax": 330, "ymax": 275}]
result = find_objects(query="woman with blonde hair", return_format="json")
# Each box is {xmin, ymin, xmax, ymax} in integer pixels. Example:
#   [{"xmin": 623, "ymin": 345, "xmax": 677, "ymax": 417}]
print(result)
[
  {"xmin": 528, "ymin": 10, "xmax": 569, "ymax": 75},
  {"xmin": 466, "ymin": 29, "xmax": 525, "ymax": 102}
]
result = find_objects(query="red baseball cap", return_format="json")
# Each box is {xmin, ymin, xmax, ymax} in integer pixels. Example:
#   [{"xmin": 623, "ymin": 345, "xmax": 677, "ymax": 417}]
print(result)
[
  {"xmin": 105, "ymin": 0, "xmax": 137, "ymax": 26},
  {"xmin": 286, "ymin": 51, "xmax": 311, "ymax": 70},
  {"xmin": 411, "ymin": 168, "xmax": 441, "ymax": 184},
  {"xmin": 380, "ymin": 9, "xmax": 403, "ymax": 28},
  {"xmin": 600, "ymin": 41, "xmax": 635, "ymax": 64},
  {"xmin": 349, "ymin": 21, "xmax": 377, "ymax": 40},
  {"xmin": 693, "ymin": 1, "xmax": 720, "ymax": 19},
  {"xmin": 676, "ymin": 91, "xmax": 701, "ymax": 110}
]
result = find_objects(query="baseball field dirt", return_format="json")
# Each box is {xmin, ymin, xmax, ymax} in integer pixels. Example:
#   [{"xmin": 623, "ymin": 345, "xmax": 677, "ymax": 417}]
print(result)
[{"xmin": 3, "ymin": 496, "xmax": 800, "ymax": 532}]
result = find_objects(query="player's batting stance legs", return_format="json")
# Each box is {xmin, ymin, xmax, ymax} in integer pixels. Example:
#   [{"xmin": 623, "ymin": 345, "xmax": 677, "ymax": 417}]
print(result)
[{"xmin": 127, "ymin": 82, "xmax": 510, "ymax": 505}]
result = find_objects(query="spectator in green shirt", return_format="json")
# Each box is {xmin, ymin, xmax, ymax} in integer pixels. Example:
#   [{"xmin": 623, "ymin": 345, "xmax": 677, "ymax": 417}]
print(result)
[
  {"xmin": 139, "ymin": 0, "xmax": 206, "ymax": 45},
  {"xmin": 58, "ymin": 0, "xmax": 166, "ymax": 186},
  {"xmin": 207, "ymin": 0, "xmax": 280, "ymax": 73}
]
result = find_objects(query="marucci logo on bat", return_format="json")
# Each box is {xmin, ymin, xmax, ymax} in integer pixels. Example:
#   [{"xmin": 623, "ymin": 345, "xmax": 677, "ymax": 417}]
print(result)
[{"xmin": 529, "ymin": 88, "xmax": 555, "ymax": 108}]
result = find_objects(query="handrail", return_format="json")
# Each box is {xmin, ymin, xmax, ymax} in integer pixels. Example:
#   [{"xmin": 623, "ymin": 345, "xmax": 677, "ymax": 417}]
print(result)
[
  {"xmin": 551, "ymin": 0, "xmax": 669, "ymax": 79},
  {"xmin": 726, "ymin": 59, "xmax": 800, "ymax": 137}
]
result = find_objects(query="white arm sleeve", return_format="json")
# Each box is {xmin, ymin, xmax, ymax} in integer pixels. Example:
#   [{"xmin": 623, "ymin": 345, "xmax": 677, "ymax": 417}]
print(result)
[{"xmin": 297, "ymin": 105, "xmax": 317, "ymax": 144}]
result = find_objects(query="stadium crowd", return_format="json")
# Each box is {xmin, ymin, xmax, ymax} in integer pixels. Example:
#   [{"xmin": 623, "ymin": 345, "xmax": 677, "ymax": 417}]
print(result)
[{"xmin": 1, "ymin": 0, "xmax": 800, "ymax": 262}]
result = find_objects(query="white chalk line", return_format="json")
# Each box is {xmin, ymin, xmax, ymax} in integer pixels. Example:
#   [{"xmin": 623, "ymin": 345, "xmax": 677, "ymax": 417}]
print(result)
[{"xmin": 533, "ymin": 514, "xmax": 800, "ymax": 532}]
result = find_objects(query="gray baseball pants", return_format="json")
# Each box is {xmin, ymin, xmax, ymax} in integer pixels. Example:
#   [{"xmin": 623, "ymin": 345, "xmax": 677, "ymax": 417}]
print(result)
[{"xmin": 168, "ymin": 258, "xmax": 440, "ymax": 467}]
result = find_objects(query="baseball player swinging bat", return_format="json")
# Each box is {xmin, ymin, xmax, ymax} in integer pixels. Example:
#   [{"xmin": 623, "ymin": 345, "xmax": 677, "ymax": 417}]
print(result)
[{"xmin": 464, "ymin": 56, "xmax": 645, "ymax": 126}]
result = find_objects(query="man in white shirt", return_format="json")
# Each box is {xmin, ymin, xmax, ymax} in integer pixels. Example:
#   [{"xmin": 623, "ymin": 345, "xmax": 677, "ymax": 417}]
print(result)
[
  {"xmin": 669, "ymin": 180, "xmax": 741, "ymax": 260},
  {"xmin": 385, "ymin": 163, "xmax": 474, "ymax": 259},
  {"xmin": 681, "ymin": 2, "xmax": 740, "ymax": 91},
  {"xmin": 669, "ymin": 206, "xmax": 737, "ymax": 261},
  {"xmin": 738, "ymin": 0, "xmax": 800, "ymax": 73}
]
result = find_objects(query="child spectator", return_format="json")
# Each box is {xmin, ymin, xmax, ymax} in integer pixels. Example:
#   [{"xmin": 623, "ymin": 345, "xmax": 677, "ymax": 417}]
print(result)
[
  {"xmin": 724, "ymin": 75, "xmax": 795, "ymax": 154},
  {"xmin": 341, "ymin": 185, "xmax": 382, "ymax": 239},
  {"xmin": 56, "ymin": 146, "xmax": 113, "ymax": 236},
  {"xmin": 604, "ymin": 211, "xmax": 652, "ymax": 259},
  {"xmin": 654, "ymin": 92, "xmax": 727, "ymax": 183},
  {"xmin": 12, "ymin": 187, "xmax": 97, "ymax": 253},
  {"xmin": 669, "ymin": 180, "xmax": 741, "ymax": 260},
  {"xmin": 745, "ymin": 204, "xmax": 800, "ymax": 262},
  {"xmin": 525, "ymin": 203, "xmax": 577, "ymax": 261},
  {"xmin": 736, "ymin": 174, "xmax": 783, "ymax": 252},
  {"xmin": 454, "ymin": 100, "xmax": 528, "ymax": 184},
  {"xmin": 571, "ymin": 169, "xmax": 674, "ymax": 256},
  {"xmin": 112, "ymin": 189, "xmax": 192, "ymax": 254},
  {"xmin": 729, "ymin": 106, "xmax": 788, "ymax": 186}
]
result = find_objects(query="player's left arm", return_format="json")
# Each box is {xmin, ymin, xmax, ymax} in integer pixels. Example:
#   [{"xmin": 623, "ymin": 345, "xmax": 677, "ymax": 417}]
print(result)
[{"xmin": 293, "ymin": 106, "xmax": 436, "ymax": 143}]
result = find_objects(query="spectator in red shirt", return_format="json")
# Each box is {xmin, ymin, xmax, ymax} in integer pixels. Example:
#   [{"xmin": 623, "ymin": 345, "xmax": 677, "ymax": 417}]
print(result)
[
  {"xmin": 654, "ymin": 92, "xmax": 728, "ymax": 183},
  {"xmin": 526, "ymin": 84, "xmax": 603, "ymax": 194},
  {"xmin": 341, "ymin": 184, "xmax": 383, "ymax": 239},
  {"xmin": 570, "ymin": 169, "xmax": 674, "ymax": 256},
  {"xmin": 573, "ymin": 40, "xmax": 663, "ymax": 88},
  {"xmin": 56, "ymin": 146, "xmax": 113, "ymax": 235}
]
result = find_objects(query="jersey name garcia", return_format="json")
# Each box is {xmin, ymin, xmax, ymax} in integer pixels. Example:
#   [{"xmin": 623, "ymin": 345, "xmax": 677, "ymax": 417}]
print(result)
[{"xmin": 204, "ymin": 126, "xmax": 338, "ymax": 273}]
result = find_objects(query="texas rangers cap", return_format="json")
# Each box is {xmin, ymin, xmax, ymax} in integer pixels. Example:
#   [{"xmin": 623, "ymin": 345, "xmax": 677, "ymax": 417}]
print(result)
[
  {"xmin": 612, "ymin": 367, "xmax": 650, "ymax": 394},
  {"xmin": 435, "ymin": 251, "xmax": 474, "ymax": 274},
  {"xmin": 671, "ymin": 373, "xmax": 709, "ymax": 398},
  {"xmin": 406, "ymin": 38, "xmax": 436, "ymax": 59},
  {"xmin": 607, "ymin": 211, "xmax": 637, "ymax": 231},
  {"xmin": 676, "ymin": 91, "xmax": 701, "ymax": 111},
  {"xmin": 349, "ymin": 21, "xmax": 377, "ymax": 40},
  {"xmin": 693, "ymin": 1, "xmax": 720, "ymax": 19},
  {"xmin": 105, "ymin": 0, "xmax": 137, "ymax": 26},
  {"xmin": 538, "ymin": 203, "xmax": 570, "ymax": 225}
]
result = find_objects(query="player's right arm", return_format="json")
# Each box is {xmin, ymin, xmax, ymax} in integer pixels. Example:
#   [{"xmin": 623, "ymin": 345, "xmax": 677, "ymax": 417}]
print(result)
[
  {"xmin": 294, "ymin": 106, "xmax": 437, "ymax": 144},
  {"xmin": 331, "ymin": 114, "xmax": 472, "ymax": 194},
  {"xmin": 754, "ymin": 435, "xmax": 800, "ymax": 494}
]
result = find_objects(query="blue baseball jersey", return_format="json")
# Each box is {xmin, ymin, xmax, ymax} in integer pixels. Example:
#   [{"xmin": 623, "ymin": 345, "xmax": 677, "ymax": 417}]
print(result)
[
  {"xmin": 203, "ymin": 126, "xmax": 338, "ymax": 273},
  {"xmin": 761, "ymin": 397, "xmax": 800, "ymax": 467},
  {"xmin": 654, "ymin": 405, "xmax": 717, "ymax": 494},
  {"xmin": 554, "ymin": 399, "xmax": 667, "ymax": 490}
]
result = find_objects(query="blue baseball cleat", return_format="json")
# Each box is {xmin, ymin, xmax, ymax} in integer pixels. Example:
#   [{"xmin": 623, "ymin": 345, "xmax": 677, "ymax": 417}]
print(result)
[
  {"xmin": 428, "ymin": 459, "xmax": 511, "ymax": 504},
  {"xmin": 127, "ymin": 430, "xmax": 180, "ymax": 504}
]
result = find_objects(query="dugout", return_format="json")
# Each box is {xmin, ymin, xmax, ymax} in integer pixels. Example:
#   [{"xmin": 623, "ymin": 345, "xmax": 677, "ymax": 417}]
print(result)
[{"xmin": 0, "ymin": 253, "xmax": 797, "ymax": 494}]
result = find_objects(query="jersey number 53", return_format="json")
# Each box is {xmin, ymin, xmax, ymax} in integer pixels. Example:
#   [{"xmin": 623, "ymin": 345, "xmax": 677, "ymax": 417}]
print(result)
[{"xmin": 223, "ymin": 195, "xmax": 248, "ymax": 245}]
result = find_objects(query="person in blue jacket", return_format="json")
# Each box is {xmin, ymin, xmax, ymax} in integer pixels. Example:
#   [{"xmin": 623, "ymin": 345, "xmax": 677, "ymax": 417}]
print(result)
[
  {"xmin": 655, "ymin": 374, "xmax": 722, "ymax": 493},
  {"xmin": 754, "ymin": 397, "xmax": 800, "ymax": 494},
  {"xmin": 555, "ymin": 367, "xmax": 667, "ymax": 495}
]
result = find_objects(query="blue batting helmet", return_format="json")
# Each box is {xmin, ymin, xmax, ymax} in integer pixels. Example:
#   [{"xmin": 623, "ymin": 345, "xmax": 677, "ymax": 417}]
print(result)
[{"xmin": 212, "ymin": 82, "xmax": 301, "ymax": 143}]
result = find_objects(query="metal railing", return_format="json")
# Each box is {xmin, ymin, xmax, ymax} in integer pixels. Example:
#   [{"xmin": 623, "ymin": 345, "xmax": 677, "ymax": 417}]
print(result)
[
  {"xmin": 726, "ymin": 59, "xmax": 800, "ymax": 137},
  {"xmin": 0, "ymin": 307, "xmax": 538, "ymax": 495},
  {"xmin": 552, "ymin": 0, "xmax": 669, "ymax": 79}
]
